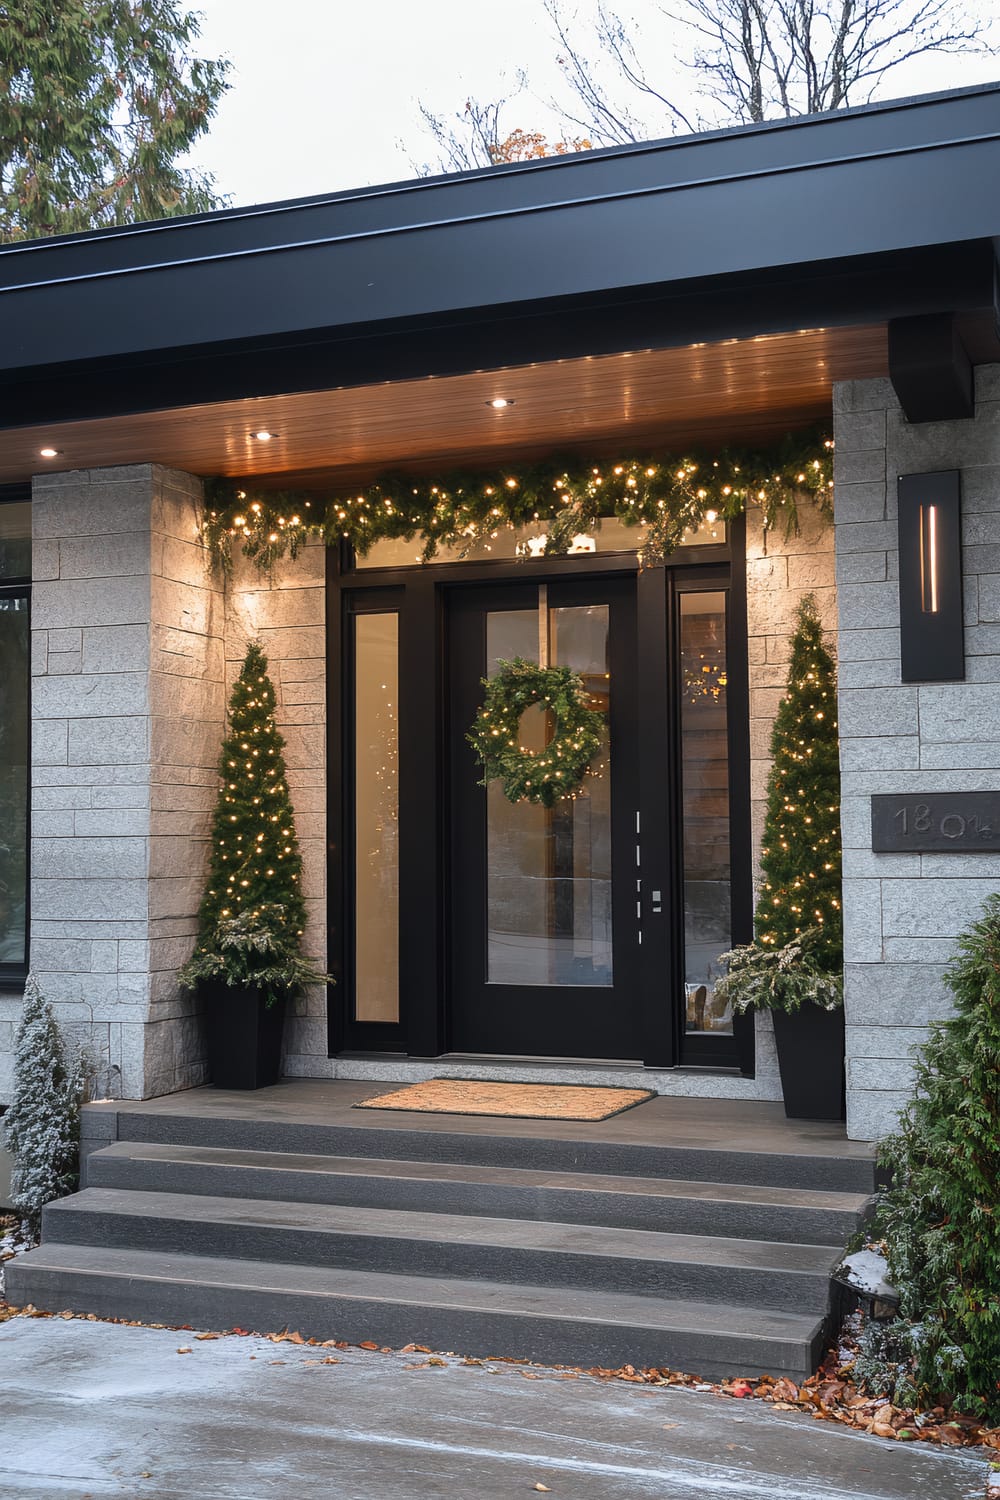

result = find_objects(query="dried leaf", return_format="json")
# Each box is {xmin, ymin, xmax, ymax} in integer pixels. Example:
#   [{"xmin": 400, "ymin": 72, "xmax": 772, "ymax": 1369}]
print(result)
[
  {"xmin": 176, "ymin": 1347, "xmax": 192, "ymax": 1355},
  {"xmin": 195, "ymin": 1332, "xmax": 219, "ymax": 1341}
]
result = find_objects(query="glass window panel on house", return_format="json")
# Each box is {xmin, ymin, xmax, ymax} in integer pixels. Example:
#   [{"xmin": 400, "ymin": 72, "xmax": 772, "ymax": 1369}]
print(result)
[
  {"xmin": 353, "ymin": 613, "xmax": 400, "ymax": 1022},
  {"xmin": 679, "ymin": 591, "xmax": 733, "ymax": 1034},
  {"xmin": 0, "ymin": 502, "xmax": 30, "ymax": 582},
  {"xmin": 0, "ymin": 594, "xmax": 30, "ymax": 972},
  {"xmin": 355, "ymin": 516, "xmax": 725, "ymax": 568}
]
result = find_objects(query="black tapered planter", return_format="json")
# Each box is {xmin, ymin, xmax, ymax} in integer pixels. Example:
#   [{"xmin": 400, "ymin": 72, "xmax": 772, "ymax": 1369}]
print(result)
[
  {"xmin": 731, "ymin": 1009, "xmax": 756, "ymax": 1077},
  {"xmin": 771, "ymin": 1004, "xmax": 845, "ymax": 1120},
  {"xmin": 201, "ymin": 980, "xmax": 286, "ymax": 1090}
]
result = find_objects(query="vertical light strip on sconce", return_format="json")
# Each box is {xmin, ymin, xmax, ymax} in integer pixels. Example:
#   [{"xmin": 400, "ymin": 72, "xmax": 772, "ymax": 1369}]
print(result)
[
  {"xmin": 898, "ymin": 470, "xmax": 963, "ymax": 682},
  {"xmin": 919, "ymin": 502, "xmax": 939, "ymax": 614}
]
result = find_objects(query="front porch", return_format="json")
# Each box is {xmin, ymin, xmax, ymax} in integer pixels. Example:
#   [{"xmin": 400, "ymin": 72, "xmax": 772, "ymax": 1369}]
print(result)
[{"xmin": 8, "ymin": 1082, "xmax": 874, "ymax": 1381}]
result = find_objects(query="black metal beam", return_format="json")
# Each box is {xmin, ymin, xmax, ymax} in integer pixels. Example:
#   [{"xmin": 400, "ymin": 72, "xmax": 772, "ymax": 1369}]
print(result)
[{"xmin": 888, "ymin": 313, "xmax": 975, "ymax": 421}]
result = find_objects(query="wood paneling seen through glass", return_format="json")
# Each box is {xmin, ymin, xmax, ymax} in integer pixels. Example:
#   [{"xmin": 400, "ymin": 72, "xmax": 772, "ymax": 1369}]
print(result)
[
  {"xmin": 353, "ymin": 613, "xmax": 399, "ymax": 1022},
  {"xmin": 679, "ymin": 591, "xmax": 732, "ymax": 1035}
]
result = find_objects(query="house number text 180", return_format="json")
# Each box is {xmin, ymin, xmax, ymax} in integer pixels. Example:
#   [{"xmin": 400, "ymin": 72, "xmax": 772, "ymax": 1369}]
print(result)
[{"xmin": 871, "ymin": 792, "xmax": 1000, "ymax": 853}]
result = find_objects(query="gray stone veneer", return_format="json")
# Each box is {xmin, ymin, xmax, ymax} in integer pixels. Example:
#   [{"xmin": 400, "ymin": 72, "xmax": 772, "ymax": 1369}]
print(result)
[
  {"xmin": 835, "ymin": 364, "xmax": 1000, "ymax": 1140},
  {"xmin": 23, "ymin": 464, "xmax": 225, "ymax": 1098}
]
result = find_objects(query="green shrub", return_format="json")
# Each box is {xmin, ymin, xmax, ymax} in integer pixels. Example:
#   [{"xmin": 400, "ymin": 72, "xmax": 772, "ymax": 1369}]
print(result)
[
  {"xmin": 3, "ymin": 974, "xmax": 85, "ymax": 1235},
  {"xmin": 870, "ymin": 893, "xmax": 1000, "ymax": 1422}
]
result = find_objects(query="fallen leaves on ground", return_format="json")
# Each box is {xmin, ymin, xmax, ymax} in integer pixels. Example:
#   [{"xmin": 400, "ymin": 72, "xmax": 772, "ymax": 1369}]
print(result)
[{"xmin": 2, "ymin": 1298, "xmax": 997, "ymax": 1454}]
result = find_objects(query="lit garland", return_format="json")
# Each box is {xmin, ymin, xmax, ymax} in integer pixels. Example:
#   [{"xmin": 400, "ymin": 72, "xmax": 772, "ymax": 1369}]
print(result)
[
  {"xmin": 201, "ymin": 427, "xmax": 833, "ymax": 574},
  {"xmin": 467, "ymin": 658, "xmax": 605, "ymax": 806}
]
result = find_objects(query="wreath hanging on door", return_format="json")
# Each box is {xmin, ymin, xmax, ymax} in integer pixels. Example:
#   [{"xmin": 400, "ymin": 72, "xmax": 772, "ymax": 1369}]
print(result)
[{"xmin": 467, "ymin": 656, "xmax": 605, "ymax": 808}]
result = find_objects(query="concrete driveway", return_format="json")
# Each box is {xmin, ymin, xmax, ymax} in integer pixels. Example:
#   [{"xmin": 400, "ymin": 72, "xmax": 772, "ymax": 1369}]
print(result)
[{"xmin": 0, "ymin": 1317, "xmax": 989, "ymax": 1500}]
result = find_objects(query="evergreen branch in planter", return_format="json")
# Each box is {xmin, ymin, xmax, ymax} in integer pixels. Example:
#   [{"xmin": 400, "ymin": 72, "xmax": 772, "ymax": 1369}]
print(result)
[
  {"xmin": 178, "ymin": 904, "xmax": 332, "ymax": 1007},
  {"xmin": 714, "ymin": 929, "xmax": 844, "ymax": 1015}
]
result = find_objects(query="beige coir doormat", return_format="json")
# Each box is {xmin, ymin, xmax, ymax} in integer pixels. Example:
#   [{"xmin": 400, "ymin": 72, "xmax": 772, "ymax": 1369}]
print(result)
[{"xmin": 354, "ymin": 1079, "xmax": 655, "ymax": 1122}]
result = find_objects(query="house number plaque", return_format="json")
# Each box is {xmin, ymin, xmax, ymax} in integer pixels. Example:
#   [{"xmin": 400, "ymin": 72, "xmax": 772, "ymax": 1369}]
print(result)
[{"xmin": 871, "ymin": 792, "xmax": 1000, "ymax": 853}]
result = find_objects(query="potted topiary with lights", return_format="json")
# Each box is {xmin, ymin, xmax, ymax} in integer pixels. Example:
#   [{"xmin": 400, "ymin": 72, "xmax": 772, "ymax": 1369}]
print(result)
[
  {"xmin": 714, "ymin": 595, "xmax": 844, "ymax": 1119},
  {"xmin": 179, "ymin": 641, "xmax": 331, "ymax": 1089}
]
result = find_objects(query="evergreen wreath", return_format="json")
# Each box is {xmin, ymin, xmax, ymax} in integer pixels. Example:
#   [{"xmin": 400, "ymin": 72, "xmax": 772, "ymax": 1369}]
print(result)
[{"xmin": 467, "ymin": 657, "xmax": 605, "ymax": 807}]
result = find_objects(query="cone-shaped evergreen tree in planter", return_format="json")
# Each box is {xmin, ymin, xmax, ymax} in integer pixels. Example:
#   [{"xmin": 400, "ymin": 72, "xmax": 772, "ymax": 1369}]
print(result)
[
  {"xmin": 714, "ymin": 594, "xmax": 844, "ymax": 1117},
  {"xmin": 755, "ymin": 593, "xmax": 843, "ymax": 966},
  {"xmin": 180, "ymin": 641, "xmax": 330, "ymax": 1088}
]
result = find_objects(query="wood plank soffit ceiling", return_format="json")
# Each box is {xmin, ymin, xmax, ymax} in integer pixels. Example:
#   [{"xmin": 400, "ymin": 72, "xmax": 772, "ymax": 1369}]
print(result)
[{"xmin": 2, "ymin": 324, "xmax": 888, "ymax": 490}]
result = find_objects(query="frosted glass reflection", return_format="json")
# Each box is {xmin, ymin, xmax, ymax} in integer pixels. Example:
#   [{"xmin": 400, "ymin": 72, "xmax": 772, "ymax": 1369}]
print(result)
[
  {"xmin": 354, "ymin": 614, "xmax": 399, "ymax": 1021},
  {"xmin": 486, "ymin": 605, "xmax": 612, "ymax": 987},
  {"xmin": 679, "ymin": 592, "xmax": 733, "ymax": 1033}
]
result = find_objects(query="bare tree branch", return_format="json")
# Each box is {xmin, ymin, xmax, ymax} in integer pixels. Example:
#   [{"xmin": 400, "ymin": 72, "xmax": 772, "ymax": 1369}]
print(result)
[
  {"xmin": 409, "ymin": 0, "xmax": 994, "ymax": 178},
  {"xmin": 554, "ymin": 0, "xmax": 994, "ymax": 133}
]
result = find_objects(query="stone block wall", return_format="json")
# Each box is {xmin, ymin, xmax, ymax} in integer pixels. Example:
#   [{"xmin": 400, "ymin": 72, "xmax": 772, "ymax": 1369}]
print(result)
[
  {"xmin": 835, "ymin": 364, "xmax": 1000, "ymax": 1140},
  {"xmin": 15, "ymin": 464, "xmax": 225, "ymax": 1099},
  {"xmin": 0, "ymin": 464, "xmax": 330, "ymax": 1102}
]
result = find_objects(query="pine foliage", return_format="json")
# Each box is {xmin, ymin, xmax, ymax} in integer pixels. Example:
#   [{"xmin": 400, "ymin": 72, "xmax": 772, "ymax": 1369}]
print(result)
[
  {"xmin": 714, "ymin": 928, "xmax": 843, "ymax": 1014},
  {"xmin": 181, "ymin": 641, "xmax": 323, "ymax": 1000},
  {"xmin": 869, "ymin": 895, "xmax": 1000, "ymax": 1422},
  {"xmin": 1, "ymin": 0, "xmax": 229, "ymax": 242},
  {"xmin": 755, "ymin": 593, "xmax": 842, "ymax": 968},
  {"xmin": 3, "ymin": 973, "xmax": 84, "ymax": 1232}
]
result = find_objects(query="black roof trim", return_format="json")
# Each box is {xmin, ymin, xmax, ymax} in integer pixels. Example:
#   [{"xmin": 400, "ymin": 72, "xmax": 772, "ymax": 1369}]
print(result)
[{"xmin": 1, "ymin": 82, "xmax": 998, "ymax": 424}]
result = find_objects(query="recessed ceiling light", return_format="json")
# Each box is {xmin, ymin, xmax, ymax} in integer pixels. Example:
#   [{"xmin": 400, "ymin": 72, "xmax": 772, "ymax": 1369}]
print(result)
[
  {"xmin": 39, "ymin": 447, "xmax": 60, "ymax": 458},
  {"xmin": 253, "ymin": 430, "xmax": 273, "ymax": 441},
  {"xmin": 486, "ymin": 398, "xmax": 515, "ymax": 409}
]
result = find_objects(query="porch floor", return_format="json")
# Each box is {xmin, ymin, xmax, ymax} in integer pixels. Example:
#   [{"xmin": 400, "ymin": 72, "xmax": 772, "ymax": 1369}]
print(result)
[{"xmin": 86, "ymin": 1078, "xmax": 873, "ymax": 1162}]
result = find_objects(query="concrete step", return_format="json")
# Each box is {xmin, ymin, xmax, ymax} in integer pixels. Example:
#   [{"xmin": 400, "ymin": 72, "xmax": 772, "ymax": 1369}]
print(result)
[
  {"xmin": 3, "ymin": 1241, "xmax": 830, "ymax": 1382},
  {"xmin": 110, "ymin": 1108, "xmax": 875, "ymax": 1194},
  {"xmin": 86, "ymin": 1141, "xmax": 871, "ymax": 1245},
  {"xmin": 40, "ymin": 1187, "xmax": 840, "ymax": 1311}
]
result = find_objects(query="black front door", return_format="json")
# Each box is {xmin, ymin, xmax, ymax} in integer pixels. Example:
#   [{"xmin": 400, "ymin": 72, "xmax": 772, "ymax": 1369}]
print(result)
[{"xmin": 448, "ymin": 578, "xmax": 641, "ymax": 1059}]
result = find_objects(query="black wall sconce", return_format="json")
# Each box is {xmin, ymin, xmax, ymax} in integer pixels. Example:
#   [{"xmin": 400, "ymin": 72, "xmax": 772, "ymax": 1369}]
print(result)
[{"xmin": 897, "ymin": 469, "xmax": 964, "ymax": 683}]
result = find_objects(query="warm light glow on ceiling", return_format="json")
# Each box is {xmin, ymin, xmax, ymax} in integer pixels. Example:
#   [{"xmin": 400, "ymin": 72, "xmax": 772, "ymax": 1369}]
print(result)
[
  {"xmin": 487, "ymin": 398, "xmax": 516, "ymax": 409},
  {"xmin": 253, "ymin": 430, "xmax": 274, "ymax": 441},
  {"xmin": 39, "ymin": 447, "xmax": 60, "ymax": 458}
]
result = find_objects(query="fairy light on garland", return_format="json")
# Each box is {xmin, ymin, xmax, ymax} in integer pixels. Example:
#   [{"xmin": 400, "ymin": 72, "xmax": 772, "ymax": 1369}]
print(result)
[
  {"xmin": 201, "ymin": 429, "xmax": 833, "ymax": 574},
  {"xmin": 754, "ymin": 593, "xmax": 843, "ymax": 969}
]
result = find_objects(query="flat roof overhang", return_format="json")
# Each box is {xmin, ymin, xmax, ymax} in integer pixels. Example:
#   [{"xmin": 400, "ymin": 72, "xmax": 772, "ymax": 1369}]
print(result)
[{"xmin": 1, "ymin": 83, "xmax": 999, "ymax": 485}]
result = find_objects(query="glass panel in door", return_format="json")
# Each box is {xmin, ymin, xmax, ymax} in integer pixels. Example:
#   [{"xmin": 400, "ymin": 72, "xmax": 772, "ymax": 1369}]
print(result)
[{"xmin": 485, "ymin": 604, "xmax": 612, "ymax": 988}]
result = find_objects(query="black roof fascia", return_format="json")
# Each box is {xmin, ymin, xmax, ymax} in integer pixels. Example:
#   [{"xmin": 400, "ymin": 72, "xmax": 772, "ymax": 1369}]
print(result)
[{"xmin": 1, "ymin": 82, "xmax": 999, "ymax": 427}]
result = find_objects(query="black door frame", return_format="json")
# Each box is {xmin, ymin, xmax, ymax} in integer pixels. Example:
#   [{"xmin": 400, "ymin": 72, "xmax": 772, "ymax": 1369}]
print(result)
[
  {"xmin": 328, "ymin": 524, "xmax": 751, "ymax": 1067},
  {"xmin": 447, "ymin": 575, "xmax": 641, "ymax": 1060}
]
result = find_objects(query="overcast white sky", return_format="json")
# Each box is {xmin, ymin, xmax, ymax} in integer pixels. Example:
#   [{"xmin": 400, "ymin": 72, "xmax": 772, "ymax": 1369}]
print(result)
[{"xmin": 185, "ymin": 0, "xmax": 1000, "ymax": 209}]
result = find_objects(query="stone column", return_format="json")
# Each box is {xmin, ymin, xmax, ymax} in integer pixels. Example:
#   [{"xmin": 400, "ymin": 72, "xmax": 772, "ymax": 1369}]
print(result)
[
  {"xmin": 29, "ymin": 464, "xmax": 225, "ymax": 1098},
  {"xmin": 834, "ymin": 365, "xmax": 1000, "ymax": 1140}
]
